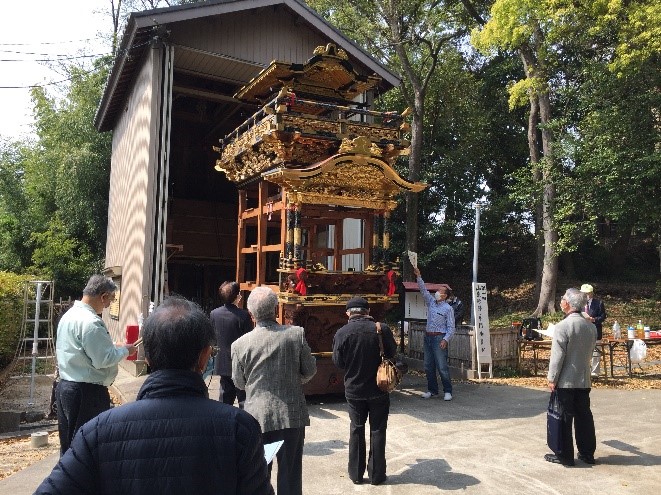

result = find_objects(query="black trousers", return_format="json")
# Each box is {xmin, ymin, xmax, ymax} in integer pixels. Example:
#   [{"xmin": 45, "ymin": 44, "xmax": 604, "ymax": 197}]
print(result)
[
  {"xmin": 56, "ymin": 380, "xmax": 112, "ymax": 455},
  {"xmin": 219, "ymin": 375, "xmax": 245, "ymax": 406},
  {"xmin": 346, "ymin": 394, "xmax": 390, "ymax": 484},
  {"xmin": 556, "ymin": 388, "xmax": 596, "ymax": 460},
  {"xmin": 262, "ymin": 426, "xmax": 305, "ymax": 495}
]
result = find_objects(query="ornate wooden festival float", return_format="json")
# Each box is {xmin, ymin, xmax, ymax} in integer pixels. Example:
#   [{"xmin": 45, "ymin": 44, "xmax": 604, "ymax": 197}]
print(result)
[{"xmin": 214, "ymin": 44, "xmax": 425, "ymax": 394}]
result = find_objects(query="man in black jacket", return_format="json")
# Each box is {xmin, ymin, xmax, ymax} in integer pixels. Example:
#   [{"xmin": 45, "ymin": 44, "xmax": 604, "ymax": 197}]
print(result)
[
  {"xmin": 332, "ymin": 297, "xmax": 397, "ymax": 486},
  {"xmin": 210, "ymin": 281, "xmax": 253, "ymax": 407},
  {"xmin": 36, "ymin": 296, "xmax": 273, "ymax": 495},
  {"xmin": 580, "ymin": 283, "xmax": 607, "ymax": 376},
  {"xmin": 447, "ymin": 288, "xmax": 465, "ymax": 327}
]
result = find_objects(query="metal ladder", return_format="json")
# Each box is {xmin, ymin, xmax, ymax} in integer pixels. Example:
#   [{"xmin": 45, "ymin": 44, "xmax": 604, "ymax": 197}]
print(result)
[{"xmin": 12, "ymin": 280, "xmax": 56, "ymax": 406}]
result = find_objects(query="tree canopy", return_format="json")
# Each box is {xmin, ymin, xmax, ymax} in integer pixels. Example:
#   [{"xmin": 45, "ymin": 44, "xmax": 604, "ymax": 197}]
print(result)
[{"xmin": 0, "ymin": 0, "xmax": 657, "ymax": 304}]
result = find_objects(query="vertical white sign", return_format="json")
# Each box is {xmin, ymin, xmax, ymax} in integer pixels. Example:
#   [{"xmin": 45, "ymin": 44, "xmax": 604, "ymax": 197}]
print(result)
[{"xmin": 472, "ymin": 283, "xmax": 492, "ymax": 364}]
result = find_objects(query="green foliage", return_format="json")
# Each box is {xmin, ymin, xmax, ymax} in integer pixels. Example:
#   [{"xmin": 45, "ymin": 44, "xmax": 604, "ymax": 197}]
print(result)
[
  {"xmin": 0, "ymin": 57, "xmax": 112, "ymax": 298},
  {"xmin": 0, "ymin": 271, "xmax": 34, "ymax": 369},
  {"xmin": 472, "ymin": 0, "xmax": 660, "ymax": 273},
  {"xmin": 0, "ymin": 140, "xmax": 33, "ymax": 271},
  {"xmin": 30, "ymin": 219, "xmax": 98, "ymax": 297}
]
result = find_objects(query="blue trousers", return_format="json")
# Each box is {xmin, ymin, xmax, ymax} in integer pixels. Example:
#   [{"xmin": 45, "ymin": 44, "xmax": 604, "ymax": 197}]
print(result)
[{"xmin": 423, "ymin": 334, "xmax": 452, "ymax": 395}]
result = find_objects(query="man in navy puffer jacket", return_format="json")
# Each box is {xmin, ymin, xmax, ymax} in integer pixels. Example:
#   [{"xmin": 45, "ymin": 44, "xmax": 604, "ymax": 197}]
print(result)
[{"xmin": 35, "ymin": 296, "xmax": 273, "ymax": 495}]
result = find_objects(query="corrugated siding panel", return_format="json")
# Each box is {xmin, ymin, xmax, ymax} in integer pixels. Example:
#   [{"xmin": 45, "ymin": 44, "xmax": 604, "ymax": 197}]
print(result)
[
  {"xmin": 104, "ymin": 50, "xmax": 158, "ymax": 342},
  {"xmin": 170, "ymin": 8, "xmax": 329, "ymax": 69}
]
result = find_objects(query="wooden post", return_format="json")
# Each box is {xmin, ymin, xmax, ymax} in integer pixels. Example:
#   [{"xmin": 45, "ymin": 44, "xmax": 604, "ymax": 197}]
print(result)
[
  {"xmin": 293, "ymin": 202, "xmax": 302, "ymax": 267},
  {"xmin": 286, "ymin": 196, "xmax": 294, "ymax": 268},
  {"xmin": 363, "ymin": 213, "xmax": 373, "ymax": 269},
  {"xmin": 257, "ymin": 181, "xmax": 268, "ymax": 285},
  {"xmin": 382, "ymin": 210, "xmax": 390, "ymax": 268},
  {"xmin": 280, "ymin": 187, "xmax": 288, "ymax": 270},
  {"xmin": 236, "ymin": 189, "xmax": 247, "ymax": 283},
  {"xmin": 334, "ymin": 219, "xmax": 343, "ymax": 271}
]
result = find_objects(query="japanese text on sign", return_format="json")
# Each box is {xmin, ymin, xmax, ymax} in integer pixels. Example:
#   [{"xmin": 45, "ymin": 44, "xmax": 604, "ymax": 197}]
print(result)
[{"xmin": 472, "ymin": 282, "xmax": 492, "ymax": 364}]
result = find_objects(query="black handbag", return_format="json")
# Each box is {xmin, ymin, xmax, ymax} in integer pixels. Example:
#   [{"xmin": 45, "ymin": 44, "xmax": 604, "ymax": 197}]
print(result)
[{"xmin": 546, "ymin": 390, "xmax": 564, "ymax": 456}]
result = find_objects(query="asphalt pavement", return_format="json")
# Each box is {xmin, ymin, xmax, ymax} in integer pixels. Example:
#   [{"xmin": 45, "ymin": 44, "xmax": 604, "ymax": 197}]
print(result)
[{"xmin": 1, "ymin": 367, "xmax": 659, "ymax": 494}]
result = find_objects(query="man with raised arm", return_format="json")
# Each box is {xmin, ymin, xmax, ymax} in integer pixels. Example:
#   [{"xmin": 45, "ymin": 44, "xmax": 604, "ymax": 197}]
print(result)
[{"xmin": 413, "ymin": 267, "xmax": 455, "ymax": 401}]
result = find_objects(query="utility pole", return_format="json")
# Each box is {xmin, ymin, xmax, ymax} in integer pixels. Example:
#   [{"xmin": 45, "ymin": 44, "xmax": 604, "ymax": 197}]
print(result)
[{"xmin": 470, "ymin": 204, "xmax": 481, "ymax": 325}]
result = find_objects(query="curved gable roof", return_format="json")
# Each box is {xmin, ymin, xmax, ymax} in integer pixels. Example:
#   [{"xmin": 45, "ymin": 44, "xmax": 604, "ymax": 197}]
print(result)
[{"xmin": 95, "ymin": 0, "xmax": 400, "ymax": 132}]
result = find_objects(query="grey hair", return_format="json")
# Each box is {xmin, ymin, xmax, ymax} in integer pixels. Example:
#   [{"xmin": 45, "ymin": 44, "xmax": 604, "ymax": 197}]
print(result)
[
  {"xmin": 564, "ymin": 287, "xmax": 587, "ymax": 312},
  {"xmin": 246, "ymin": 286, "xmax": 278, "ymax": 323},
  {"xmin": 83, "ymin": 275, "xmax": 117, "ymax": 297}
]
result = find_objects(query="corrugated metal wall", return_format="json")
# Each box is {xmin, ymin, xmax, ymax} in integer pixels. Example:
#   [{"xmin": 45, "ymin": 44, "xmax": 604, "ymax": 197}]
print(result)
[
  {"xmin": 104, "ymin": 48, "xmax": 160, "ymax": 342},
  {"xmin": 169, "ymin": 8, "xmax": 328, "ymax": 66}
]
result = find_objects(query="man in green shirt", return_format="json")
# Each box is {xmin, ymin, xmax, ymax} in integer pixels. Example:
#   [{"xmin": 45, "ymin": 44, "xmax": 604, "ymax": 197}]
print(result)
[{"xmin": 55, "ymin": 275, "xmax": 136, "ymax": 455}]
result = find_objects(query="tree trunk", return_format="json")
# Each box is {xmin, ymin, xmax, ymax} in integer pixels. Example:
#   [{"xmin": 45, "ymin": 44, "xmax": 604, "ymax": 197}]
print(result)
[
  {"xmin": 404, "ymin": 90, "xmax": 424, "ymax": 281},
  {"xmin": 527, "ymin": 93, "xmax": 544, "ymax": 299},
  {"xmin": 518, "ymin": 44, "xmax": 559, "ymax": 315},
  {"xmin": 533, "ymin": 90, "xmax": 558, "ymax": 315}
]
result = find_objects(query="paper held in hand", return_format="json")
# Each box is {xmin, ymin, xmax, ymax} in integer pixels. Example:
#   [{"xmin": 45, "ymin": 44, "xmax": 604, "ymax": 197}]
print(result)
[
  {"xmin": 407, "ymin": 250, "xmax": 418, "ymax": 270},
  {"xmin": 264, "ymin": 440, "xmax": 284, "ymax": 464}
]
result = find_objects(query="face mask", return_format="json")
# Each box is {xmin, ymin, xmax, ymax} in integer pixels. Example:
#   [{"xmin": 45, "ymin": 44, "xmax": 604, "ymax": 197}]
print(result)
[{"xmin": 435, "ymin": 291, "xmax": 442, "ymax": 301}]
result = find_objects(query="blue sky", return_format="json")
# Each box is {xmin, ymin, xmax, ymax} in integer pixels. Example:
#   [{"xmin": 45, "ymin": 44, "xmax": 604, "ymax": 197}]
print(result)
[{"xmin": 0, "ymin": 0, "xmax": 111, "ymax": 139}]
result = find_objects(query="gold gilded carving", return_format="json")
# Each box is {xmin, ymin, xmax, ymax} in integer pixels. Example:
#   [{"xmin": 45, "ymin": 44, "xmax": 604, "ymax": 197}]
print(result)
[
  {"xmin": 218, "ymin": 118, "xmax": 274, "ymax": 163},
  {"xmin": 346, "ymin": 123, "xmax": 399, "ymax": 142},
  {"xmin": 370, "ymin": 143, "xmax": 383, "ymax": 157},
  {"xmin": 339, "ymin": 136, "xmax": 372, "ymax": 155},
  {"xmin": 281, "ymin": 114, "xmax": 340, "ymax": 136},
  {"xmin": 237, "ymin": 46, "xmax": 378, "ymax": 103},
  {"xmin": 264, "ymin": 155, "xmax": 426, "ymax": 198},
  {"xmin": 313, "ymin": 43, "xmax": 349, "ymax": 60}
]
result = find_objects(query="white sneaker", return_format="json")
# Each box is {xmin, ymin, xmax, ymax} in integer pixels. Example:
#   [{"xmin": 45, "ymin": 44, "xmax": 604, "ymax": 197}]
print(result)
[
  {"xmin": 421, "ymin": 391, "xmax": 436, "ymax": 399},
  {"xmin": 444, "ymin": 393, "xmax": 453, "ymax": 401}
]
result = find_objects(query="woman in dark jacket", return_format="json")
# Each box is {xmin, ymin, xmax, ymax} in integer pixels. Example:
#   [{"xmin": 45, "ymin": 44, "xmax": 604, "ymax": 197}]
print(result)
[{"xmin": 36, "ymin": 297, "xmax": 273, "ymax": 495}]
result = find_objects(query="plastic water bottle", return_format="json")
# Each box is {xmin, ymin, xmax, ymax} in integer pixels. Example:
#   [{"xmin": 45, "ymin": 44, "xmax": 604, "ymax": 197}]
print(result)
[
  {"xmin": 636, "ymin": 320, "xmax": 644, "ymax": 339},
  {"xmin": 612, "ymin": 321, "xmax": 621, "ymax": 339}
]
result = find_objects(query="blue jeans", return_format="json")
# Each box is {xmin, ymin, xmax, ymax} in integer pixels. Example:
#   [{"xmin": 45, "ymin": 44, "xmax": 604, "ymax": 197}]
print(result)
[{"xmin": 423, "ymin": 334, "xmax": 452, "ymax": 395}]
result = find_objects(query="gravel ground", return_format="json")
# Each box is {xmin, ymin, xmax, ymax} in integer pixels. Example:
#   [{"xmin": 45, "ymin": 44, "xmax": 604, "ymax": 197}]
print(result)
[
  {"xmin": 0, "ymin": 432, "xmax": 59, "ymax": 481},
  {"xmin": 0, "ymin": 375, "xmax": 59, "ymax": 481}
]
